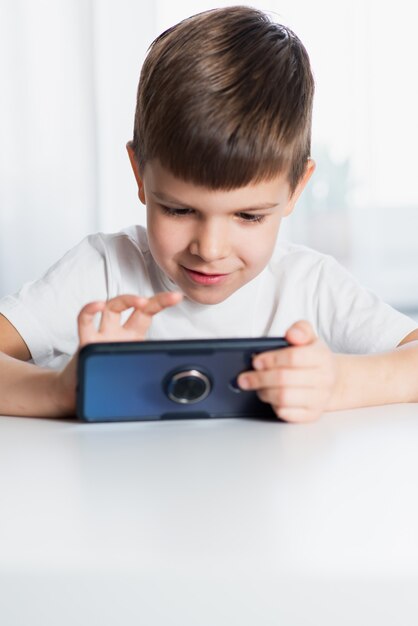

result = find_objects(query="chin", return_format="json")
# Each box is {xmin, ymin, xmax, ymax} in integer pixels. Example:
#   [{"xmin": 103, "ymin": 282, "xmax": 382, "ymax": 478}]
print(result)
[{"xmin": 183, "ymin": 289, "xmax": 230, "ymax": 306}]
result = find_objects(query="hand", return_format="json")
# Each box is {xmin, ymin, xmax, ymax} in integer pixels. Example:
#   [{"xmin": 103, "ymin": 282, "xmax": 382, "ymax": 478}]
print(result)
[
  {"xmin": 77, "ymin": 291, "xmax": 183, "ymax": 347},
  {"xmin": 237, "ymin": 321, "xmax": 337, "ymax": 422},
  {"xmin": 54, "ymin": 291, "xmax": 183, "ymax": 415}
]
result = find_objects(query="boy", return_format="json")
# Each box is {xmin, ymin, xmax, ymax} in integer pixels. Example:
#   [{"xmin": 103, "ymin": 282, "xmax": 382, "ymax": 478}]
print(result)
[{"xmin": 1, "ymin": 6, "xmax": 417, "ymax": 422}]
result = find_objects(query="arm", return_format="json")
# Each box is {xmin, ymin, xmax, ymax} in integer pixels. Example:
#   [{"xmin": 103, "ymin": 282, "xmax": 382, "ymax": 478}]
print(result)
[
  {"xmin": 0, "ymin": 292, "xmax": 183, "ymax": 418},
  {"xmin": 329, "ymin": 330, "xmax": 418, "ymax": 410},
  {"xmin": 237, "ymin": 322, "xmax": 418, "ymax": 422},
  {"xmin": 0, "ymin": 351, "xmax": 65, "ymax": 417},
  {"xmin": 0, "ymin": 314, "xmax": 64, "ymax": 417}
]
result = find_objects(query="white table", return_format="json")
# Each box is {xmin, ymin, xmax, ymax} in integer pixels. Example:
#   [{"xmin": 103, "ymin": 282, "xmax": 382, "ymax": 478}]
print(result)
[{"xmin": 1, "ymin": 405, "xmax": 418, "ymax": 625}]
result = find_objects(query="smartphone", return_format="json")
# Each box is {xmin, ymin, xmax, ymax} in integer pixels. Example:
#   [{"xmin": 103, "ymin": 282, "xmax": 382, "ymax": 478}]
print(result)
[{"xmin": 76, "ymin": 337, "xmax": 289, "ymax": 422}]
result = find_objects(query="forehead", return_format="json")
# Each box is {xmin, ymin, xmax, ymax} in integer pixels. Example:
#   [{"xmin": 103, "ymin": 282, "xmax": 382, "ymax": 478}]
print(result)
[{"xmin": 143, "ymin": 159, "xmax": 292, "ymax": 210}]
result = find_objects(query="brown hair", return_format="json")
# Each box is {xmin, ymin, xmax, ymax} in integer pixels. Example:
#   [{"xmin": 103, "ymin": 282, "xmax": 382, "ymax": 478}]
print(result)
[{"xmin": 131, "ymin": 6, "xmax": 314, "ymax": 193}]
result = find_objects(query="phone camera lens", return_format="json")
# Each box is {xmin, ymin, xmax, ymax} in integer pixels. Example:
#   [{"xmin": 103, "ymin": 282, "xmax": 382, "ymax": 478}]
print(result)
[{"xmin": 165, "ymin": 369, "xmax": 212, "ymax": 404}]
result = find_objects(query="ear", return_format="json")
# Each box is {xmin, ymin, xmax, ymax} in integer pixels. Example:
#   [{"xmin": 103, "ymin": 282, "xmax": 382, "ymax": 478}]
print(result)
[
  {"xmin": 283, "ymin": 158, "xmax": 316, "ymax": 217},
  {"xmin": 126, "ymin": 141, "xmax": 146, "ymax": 205}
]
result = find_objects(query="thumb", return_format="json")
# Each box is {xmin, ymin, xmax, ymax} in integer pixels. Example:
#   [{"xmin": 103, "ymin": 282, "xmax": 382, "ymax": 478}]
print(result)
[{"xmin": 285, "ymin": 320, "xmax": 316, "ymax": 346}]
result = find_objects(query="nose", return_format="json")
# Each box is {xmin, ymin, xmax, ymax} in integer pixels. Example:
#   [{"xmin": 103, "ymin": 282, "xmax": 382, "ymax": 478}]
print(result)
[{"xmin": 189, "ymin": 219, "xmax": 231, "ymax": 262}]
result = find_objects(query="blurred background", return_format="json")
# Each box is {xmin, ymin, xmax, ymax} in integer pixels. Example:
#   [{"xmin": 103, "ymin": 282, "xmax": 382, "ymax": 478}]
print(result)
[{"xmin": 1, "ymin": 0, "xmax": 417, "ymax": 316}]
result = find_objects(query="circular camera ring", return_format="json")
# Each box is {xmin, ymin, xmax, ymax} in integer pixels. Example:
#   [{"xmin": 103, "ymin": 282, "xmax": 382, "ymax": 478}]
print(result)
[{"xmin": 165, "ymin": 368, "xmax": 212, "ymax": 404}]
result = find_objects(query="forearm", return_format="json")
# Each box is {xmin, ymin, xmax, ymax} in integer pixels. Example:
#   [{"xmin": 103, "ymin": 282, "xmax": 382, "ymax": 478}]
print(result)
[
  {"xmin": 328, "ymin": 341, "xmax": 418, "ymax": 411},
  {"xmin": 0, "ymin": 352, "xmax": 71, "ymax": 417}
]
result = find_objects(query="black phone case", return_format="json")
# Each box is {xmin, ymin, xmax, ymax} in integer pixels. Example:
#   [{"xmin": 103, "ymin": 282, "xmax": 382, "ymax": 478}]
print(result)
[{"xmin": 76, "ymin": 337, "xmax": 289, "ymax": 422}]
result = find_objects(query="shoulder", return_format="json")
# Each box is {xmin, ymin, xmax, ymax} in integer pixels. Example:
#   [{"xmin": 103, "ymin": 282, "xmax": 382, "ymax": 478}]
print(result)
[
  {"xmin": 268, "ymin": 239, "xmax": 335, "ymax": 282},
  {"xmin": 85, "ymin": 225, "xmax": 156, "ymax": 296},
  {"xmin": 88, "ymin": 224, "xmax": 149, "ymax": 256},
  {"xmin": 273, "ymin": 239, "xmax": 328, "ymax": 261},
  {"xmin": 31, "ymin": 225, "xmax": 150, "ymax": 284},
  {"xmin": 85, "ymin": 224, "xmax": 153, "ymax": 273},
  {"xmin": 267, "ymin": 240, "xmax": 363, "ymax": 310},
  {"xmin": 21, "ymin": 224, "xmax": 154, "ymax": 301}
]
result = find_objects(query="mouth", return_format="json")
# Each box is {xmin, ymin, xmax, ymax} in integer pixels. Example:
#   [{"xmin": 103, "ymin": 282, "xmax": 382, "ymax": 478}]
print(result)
[{"xmin": 181, "ymin": 266, "xmax": 230, "ymax": 285}]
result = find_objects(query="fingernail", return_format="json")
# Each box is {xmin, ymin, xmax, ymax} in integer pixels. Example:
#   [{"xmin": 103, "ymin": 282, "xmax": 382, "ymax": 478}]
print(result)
[
  {"xmin": 291, "ymin": 328, "xmax": 306, "ymax": 341},
  {"xmin": 239, "ymin": 375, "xmax": 250, "ymax": 389},
  {"xmin": 253, "ymin": 358, "xmax": 263, "ymax": 370}
]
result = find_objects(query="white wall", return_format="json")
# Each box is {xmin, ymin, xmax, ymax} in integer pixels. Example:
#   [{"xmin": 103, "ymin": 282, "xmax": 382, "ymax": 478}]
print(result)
[
  {"xmin": 0, "ymin": 1, "xmax": 98, "ymax": 295},
  {"xmin": 0, "ymin": 0, "xmax": 155, "ymax": 296}
]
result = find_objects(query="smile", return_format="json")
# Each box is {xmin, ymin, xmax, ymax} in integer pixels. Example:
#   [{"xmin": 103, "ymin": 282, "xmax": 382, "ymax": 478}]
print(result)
[{"xmin": 182, "ymin": 266, "xmax": 230, "ymax": 285}]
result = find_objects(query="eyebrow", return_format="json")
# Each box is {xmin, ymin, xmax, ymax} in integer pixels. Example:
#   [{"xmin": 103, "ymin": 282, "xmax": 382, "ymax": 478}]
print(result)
[{"xmin": 152, "ymin": 191, "xmax": 279, "ymax": 212}]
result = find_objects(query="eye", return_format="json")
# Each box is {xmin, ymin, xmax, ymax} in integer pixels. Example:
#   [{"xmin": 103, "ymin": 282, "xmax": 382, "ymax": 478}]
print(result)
[
  {"xmin": 237, "ymin": 212, "xmax": 266, "ymax": 224},
  {"xmin": 159, "ymin": 204, "xmax": 266, "ymax": 224},
  {"xmin": 160, "ymin": 205, "xmax": 193, "ymax": 217}
]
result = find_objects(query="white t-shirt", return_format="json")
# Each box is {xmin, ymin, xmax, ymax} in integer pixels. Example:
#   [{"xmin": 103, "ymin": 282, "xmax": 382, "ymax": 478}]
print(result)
[{"xmin": 0, "ymin": 225, "xmax": 416, "ymax": 370}]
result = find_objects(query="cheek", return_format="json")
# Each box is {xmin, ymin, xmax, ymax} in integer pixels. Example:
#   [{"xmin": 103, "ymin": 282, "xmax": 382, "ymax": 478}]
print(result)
[
  {"xmin": 246, "ymin": 244, "xmax": 273, "ymax": 269},
  {"xmin": 147, "ymin": 212, "xmax": 187, "ymax": 258},
  {"xmin": 240, "ymin": 221, "xmax": 280, "ymax": 263}
]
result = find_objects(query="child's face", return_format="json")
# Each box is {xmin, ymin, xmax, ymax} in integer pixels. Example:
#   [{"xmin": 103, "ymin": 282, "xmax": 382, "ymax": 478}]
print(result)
[{"xmin": 128, "ymin": 148, "xmax": 313, "ymax": 305}]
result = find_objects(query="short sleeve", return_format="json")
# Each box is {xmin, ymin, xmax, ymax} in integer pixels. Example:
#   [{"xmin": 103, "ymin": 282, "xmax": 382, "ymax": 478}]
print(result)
[
  {"xmin": 0, "ymin": 234, "xmax": 108, "ymax": 367},
  {"xmin": 315, "ymin": 256, "xmax": 418, "ymax": 353}
]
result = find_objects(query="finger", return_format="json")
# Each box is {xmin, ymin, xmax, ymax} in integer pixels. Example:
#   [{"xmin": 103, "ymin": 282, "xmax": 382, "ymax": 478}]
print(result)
[
  {"xmin": 256, "ymin": 386, "xmax": 322, "ymax": 410},
  {"xmin": 103, "ymin": 294, "xmax": 146, "ymax": 314},
  {"xmin": 123, "ymin": 291, "xmax": 183, "ymax": 331},
  {"xmin": 274, "ymin": 407, "xmax": 322, "ymax": 423},
  {"xmin": 122, "ymin": 309, "xmax": 152, "ymax": 336},
  {"xmin": 100, "ymin": 292, "xmax": 182, "ymax": 332},
  {"xmin": 285, "ymin": 320, "xmax": 317, "ymax": 347},
  {"xmin": 138, "ymin": 291, "xmax": 183, "ymax": 316},
  {"xmin": 238, "ymin": 367, "xmax": 320, "ymax": 391},
  {"xmin": 100, "ymin": 296, "xmax": 144, "ymax": 328},
  {"xmin": 98, "ymin": 295, "xmax": 145, "ymax": 333},
  {"xmin": 252, "ymin": 343, "xmax": 320, "ymax": 370},
  {"xmin": 77, "ymin": 301, "xmax": 106, "ymax": 345}
]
